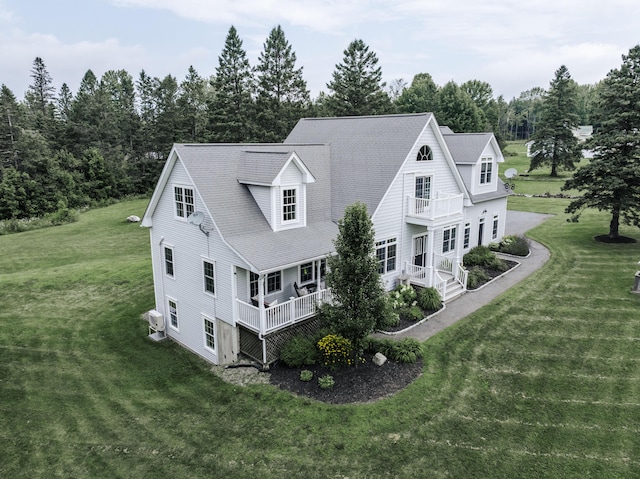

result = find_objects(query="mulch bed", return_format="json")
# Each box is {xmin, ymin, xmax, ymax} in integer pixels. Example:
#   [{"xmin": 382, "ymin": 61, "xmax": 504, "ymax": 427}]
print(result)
[
  {"xmin": 380, "ymin": 306, "xmax": 442, "ymax": 333},
  {"xmin": 467, "ymin": 259, "xmax": 519, "ymax": 290},
  {"xmin": 269, "ymin": 354, "xmax": 423, "ymax": 404},
  {"xmin": 594, "ymin": 234, "xmax": 637, "ymax": 244}
]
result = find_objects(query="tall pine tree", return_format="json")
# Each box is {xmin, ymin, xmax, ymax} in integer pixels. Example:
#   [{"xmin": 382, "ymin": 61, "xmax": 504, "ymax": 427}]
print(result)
[
  {"xmin": 325, "ymin": 39, "xmax": 391, "ymax": 117},
  {"xmin": 209, "ymin": 26, "xmax": 255, "ymax": 142},
  {"xmin": 563, "ymin": 45, "xmax": 640, "ymax": 239},
  {"xmin": 529, "ymin": 65, "xmax": 582, "ymax": 177},
  {"xmin": 255, "ymin": 25, "xmax": 310, "ymax": 142}
]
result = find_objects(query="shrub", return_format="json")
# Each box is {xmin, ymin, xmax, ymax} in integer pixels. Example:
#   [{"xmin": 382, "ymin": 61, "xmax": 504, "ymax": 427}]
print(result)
[
  {"xmin": 279, "ymin": 335, "xmax": 318, "ymax": 368},
  {"xmin": 389, "ymin": 284, "xmax": 417, "ymax": 310},
  {"xmin": 467, "ymin": 266, "xmax": 490, "ymax": 289},
  {"xmin": 300, "ymin": 370, "xmax": 313, "ymax": 382},
  {"xmin": 318, "ymin": 374, "xmax": 335, "ymax": 389},
  {"xmin": 364, "ymin": 337, "xmax": 424, "ymax": 364},
  {"xmin": 416, "ymin": 287, "xmax": 442, "ymax": 311},
  {"xmin": 497, "ymin": 235, "xmax": 530, "ymax": 256},
  {"xmin": 399, "ymin": 305, "xmax": 423, "ymax": 322},
  {"xmin": 485, "ymin": 255, "xmax": 509, "ymax": 272},
  {"xmin": 463, "ymin": 245, "xmax": 495, "ymax": 267},
  {"xmin": 317, "ymin": 334, "xmax": 356, "ymax": 370}
]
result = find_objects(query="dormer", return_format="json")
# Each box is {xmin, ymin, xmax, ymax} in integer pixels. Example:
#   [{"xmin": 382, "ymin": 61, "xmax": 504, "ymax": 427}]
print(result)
[{"xmin": 238, "ymin": 150, "xmax": 316, "ymax": 231}]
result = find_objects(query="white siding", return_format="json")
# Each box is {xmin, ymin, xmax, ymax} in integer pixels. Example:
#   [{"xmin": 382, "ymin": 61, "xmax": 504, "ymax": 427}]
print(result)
[
  {"xmin": 372, "ymin": 122, "xmax": 466, "ymax": 289},
  {"xmin": 473, "ymin": 143, "xmax": 499, "ymax": 196},
  {"xmin": 462, "ymin": 199, "xmax": 507, "ymax": 251},
  {"xmin": 247, "ymin": 185, "xmax": 272, "ymax": 227},
  {"xmin": 148, "ymin": 159, "xmax": 249, "ymax": 365}
]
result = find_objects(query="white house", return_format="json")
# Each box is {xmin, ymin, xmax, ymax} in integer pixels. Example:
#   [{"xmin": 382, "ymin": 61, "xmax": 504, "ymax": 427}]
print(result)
[{"xmin": 141, "ymin": 113, "xmax": 509, "ymax": 365}]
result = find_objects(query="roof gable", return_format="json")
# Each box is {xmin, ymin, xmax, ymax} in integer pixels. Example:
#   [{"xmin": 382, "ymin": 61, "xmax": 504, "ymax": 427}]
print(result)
[{"xmin": 237, "ymin": 150, "xmax": 315, "ymax": 186}]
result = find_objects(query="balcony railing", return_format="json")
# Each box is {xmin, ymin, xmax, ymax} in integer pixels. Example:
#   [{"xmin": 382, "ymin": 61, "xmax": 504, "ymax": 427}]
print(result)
[
  {"xmin": 407, "ymin": 193, "xmax": 464, "ymax": 222},
  {"xmin": 236, "ymin": 288, "xmax": 331, "ymax": 335}
]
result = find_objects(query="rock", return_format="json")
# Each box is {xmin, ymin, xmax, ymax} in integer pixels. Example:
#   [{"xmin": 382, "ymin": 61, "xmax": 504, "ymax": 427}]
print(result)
[
  {"xmin": 127, "ymin": 215, "xmax": 141, "ymax": 222},
  {"xmin": 373, "ymin": 352, "xmax": 387, "ymax": 366}
]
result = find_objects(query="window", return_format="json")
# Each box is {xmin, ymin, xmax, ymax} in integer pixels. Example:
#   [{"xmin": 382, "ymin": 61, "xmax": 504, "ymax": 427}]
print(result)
[
  {"xmin": 416, "ymin": 145, "xmax": 433, "ymax": 161},
  {"xmin": 267, "ymin": 271, "xmax": 281, "ymax": 293},
  {"xmin": 415, "ymin": 176, "xmax": 431, "ymax": 199},
  {"xmin": 168, "ymin": 299, "xmax": 178, "ymax": 329},
  {"xmin": 492, "ymin": 215, "xmax": 499, "ymax": 240},
  {"xmin": 463, "ymin": 223, "xmax": 471, "ymax": 249},
  {"xmin": 480, "ymin": 157, "xmax": 493, "ymax": 184},
  {"xmin": 164, "ymin": 246, "xmax": 174, "ymax": 277},
  {"xmin": 442, "ymin": 226, "xmax": 456, "ymax": 253},
  {"xmin": 203, "ymin": 260, "xmax": 215, "ymax": 295},
  {"xmin": 249, "ymin": 272, "xmax": 259, "ymax": 298},
  {"xmin": 376, "ymin": 238, "xmax": 397, "ymax": 274},
  {"xmin": 300, "ymin": 262, "xmax": 314, "ymax": 284},
  {"xmin": 174, "ymin": 186, "xmax": 195, "ymax": 219},
  {"xmin": 282, "ymin": 188, "xmax": 297, "ymax": 222},
  {"xmin": 203, "ymin": 316, "xmax": 215, "ymax": 351},
  {"xmin": 300, "ymin": 259, "xmax": 327, "ymax": 285}
]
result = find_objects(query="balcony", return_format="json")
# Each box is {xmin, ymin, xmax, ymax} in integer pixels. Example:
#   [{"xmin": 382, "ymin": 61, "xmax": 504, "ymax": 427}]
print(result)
[{"xmin": 406, "ymin": 192, "xmax": 464, "ymax": 227}]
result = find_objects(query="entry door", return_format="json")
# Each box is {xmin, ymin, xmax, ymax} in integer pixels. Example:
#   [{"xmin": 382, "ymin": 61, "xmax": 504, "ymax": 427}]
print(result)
[
  {"xmin": 478, "ymin": 218, "xmax": 485, "ymax": 246},
  {"xmin": 413, "ymin": 234, "xmax": 428, "ymax": 267}
]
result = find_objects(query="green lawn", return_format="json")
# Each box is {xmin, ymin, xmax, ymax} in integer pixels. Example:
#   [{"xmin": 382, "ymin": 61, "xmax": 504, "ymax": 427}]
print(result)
[
  {"xmin": 502, "ymin": 141, "xmax": 589, "ymax": 196},
  {"xmin": 1, "ymin": 198, "xmax": 640, "ymax": 478}
]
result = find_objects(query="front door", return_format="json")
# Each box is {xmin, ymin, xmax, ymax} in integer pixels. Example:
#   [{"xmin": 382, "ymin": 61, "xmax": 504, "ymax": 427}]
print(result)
[
  {"xmin": 413, "ymin": 234, "xmax": 428, "ymax": 267},
  {"xmin": 478, "ymin": 218, "xmax": 485, "ymax": 246}
]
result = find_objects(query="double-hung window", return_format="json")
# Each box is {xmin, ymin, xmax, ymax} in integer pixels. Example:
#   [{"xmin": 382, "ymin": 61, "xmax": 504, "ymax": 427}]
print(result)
[
  {"xmin": 463, "ymin": 223, "xmax": 471, "ymax": 249},
  {"xmin": 282, "ymin": 188, "xmax": 297, "ymax": 222},
  {"xmin": 164, "ymin": 246, "xmax": 174, "ymax": 277},
  {"xmin": 267, "ymin": 271, "xmax": 282, "ymax": 293},
  {"xmin": 203, "ymin": 316, "xmax": 215, "ymax": 351},
  {"xmin": 376, "ymin": 238, "xmax": 397, "ymax": 274},
  {"xmin": 174, "ymin": 186, "xmax": 195, "ymax": 219},
  {"xmin": 480, "ymin": 157, "xmax": 493, "ymax": 184},
  {"xmin": 442, "ymin": 226, "xmax": 456, "ymax": 253},
  {"xmin": 168, "ymin": 298, "xmax": 178, "ymax": 329},
  {"xmin": 492, "ymin": 215, "xmax": 499, "ymax": 240},
  {"xmin": 203, "ymin": 260, "xmax": 215, "ymax": 295}
]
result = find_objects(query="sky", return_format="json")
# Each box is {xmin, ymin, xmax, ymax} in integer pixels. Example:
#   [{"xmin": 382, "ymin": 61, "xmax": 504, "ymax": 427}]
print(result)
[{"xmin": 1, "ymin": 0, "xmax": 640, "ymax": 102}]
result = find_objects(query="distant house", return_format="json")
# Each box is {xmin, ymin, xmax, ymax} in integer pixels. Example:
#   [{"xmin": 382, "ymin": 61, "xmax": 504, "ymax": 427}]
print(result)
[
  {"xmin": 526, "ymin": 125, "xmax": 594, "ymax": 158},
  {"xmin": 141, "ymin": 113, "xmax": 510, "ymax": 365}
]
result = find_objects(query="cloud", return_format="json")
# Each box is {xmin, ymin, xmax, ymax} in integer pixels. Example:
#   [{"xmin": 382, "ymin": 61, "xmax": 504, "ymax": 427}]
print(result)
[{"xmin": 0, "ymin": 28, "xmax": 147, "ymax": 97}]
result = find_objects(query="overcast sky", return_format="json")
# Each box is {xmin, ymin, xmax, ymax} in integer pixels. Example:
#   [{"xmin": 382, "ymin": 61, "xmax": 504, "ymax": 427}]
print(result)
[{"xmin": 2, "ymin": 0, "xmax": 639, "ymax": 102}]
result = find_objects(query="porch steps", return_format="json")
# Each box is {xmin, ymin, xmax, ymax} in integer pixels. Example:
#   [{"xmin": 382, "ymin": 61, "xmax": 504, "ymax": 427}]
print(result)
[{"xmin": 443, "ymin": 280, "xmax": 465, "ymax": 303}]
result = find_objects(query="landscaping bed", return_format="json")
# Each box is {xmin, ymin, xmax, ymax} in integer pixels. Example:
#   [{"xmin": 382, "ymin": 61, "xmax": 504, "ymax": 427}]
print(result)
[{"xmin": 269, "ymin": 354, "xmax": 423, "ymax": 404}]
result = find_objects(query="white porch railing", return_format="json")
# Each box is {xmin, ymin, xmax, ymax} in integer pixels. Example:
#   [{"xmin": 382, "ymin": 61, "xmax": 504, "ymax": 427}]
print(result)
[
  {"xmin": 405, "ymin": 262, "xmax": 429, "ymax": 287},
  {"xmin": 434, "ymin": 271, "xmax": 447, "ymax": 300},
  {"xmin": 433, "ymin": 254, "xmax": 453, "ymax": 274},
  {"xmin": 455, "ymin": 262, "xmax": 468, "ymax": 289},
  {"xmin": 407, "ymin": 193, "xmax": 464, "ymax": 221},
  {"xmin": 236, "ymin": 288, "xmax": 331, "ymax": 335}
]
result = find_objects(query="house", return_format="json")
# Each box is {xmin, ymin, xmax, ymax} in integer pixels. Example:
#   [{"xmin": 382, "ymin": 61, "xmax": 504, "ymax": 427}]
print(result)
[{"xmin": 141, "ymin": 113, "xmax": 509, "ymax": 365}]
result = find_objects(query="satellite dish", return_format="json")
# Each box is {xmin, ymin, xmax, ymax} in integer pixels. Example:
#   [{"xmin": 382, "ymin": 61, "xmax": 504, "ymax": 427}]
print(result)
[
  {"xmin": 187, "ymin": 211, "xmax": 205, "ymax": 226},
  {"xmin": 504, "ymin": 168, "xmax": 518, "ymax": 179}
]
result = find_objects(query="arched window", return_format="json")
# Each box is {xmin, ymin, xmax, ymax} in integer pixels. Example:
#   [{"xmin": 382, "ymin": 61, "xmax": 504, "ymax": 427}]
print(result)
[{"xmin": 416, "ymin": 145, "xmax": 433, "ymax": 161}]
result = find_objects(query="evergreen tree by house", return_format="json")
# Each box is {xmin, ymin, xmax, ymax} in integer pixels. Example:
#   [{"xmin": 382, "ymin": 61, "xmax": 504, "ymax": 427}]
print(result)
[
  {"xmin": 24, "ymin": 57, "xmax": 56, "ymax": 139},
  {"xmin": 529, "ymin": 65, "xmax": 582, "ymax": 177},
  {"xmin": 319, "ymin": 202, "xmax": 393, "ymax": 356},
  {"xmin": 255, "ymin": 25, "xmax": 310, "ymax": 142},
  {"xmin": 325, "ymin": 39, "xmax": 392, "ymax": 116},
  {"xmin": 563, "ymin": 45, "xmax": 640, "ymax": 239},
  {"xmin": 209, "ymin": 26, "xmax": 255, "ymax": 142},
  {"xmin": 0, "ymin": 84, "xmax": 22, "ymax": 169}
]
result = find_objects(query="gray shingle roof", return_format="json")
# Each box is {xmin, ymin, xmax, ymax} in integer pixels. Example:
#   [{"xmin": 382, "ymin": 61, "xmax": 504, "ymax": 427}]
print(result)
[
  {"xmin": 237, "ymin": 150, "xmax": 292, "ymax": 185},
  {"xmin": 441, "ymin": 132, "xmax": 494, "ymax": 164},
  {"xmin": 285, "ymin": 113, "xmax": 433, "ymax": 221},
  {"xmin": 173, "ymin": 143, "xmax": 336, "ymax": 272}
]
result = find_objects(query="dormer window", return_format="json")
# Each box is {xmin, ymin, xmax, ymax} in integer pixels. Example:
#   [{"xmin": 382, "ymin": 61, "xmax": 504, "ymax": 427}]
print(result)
[
  {"xmin": 480, "ymin": 157, "xmax": 493, "ymax": 184},
  {"xmin": 282, "ymin": 188, "xmax": 297, "ymax": 222},
  {"xmin": 417, "ymin": 145, "xmax": 433, "ymax": 161}
]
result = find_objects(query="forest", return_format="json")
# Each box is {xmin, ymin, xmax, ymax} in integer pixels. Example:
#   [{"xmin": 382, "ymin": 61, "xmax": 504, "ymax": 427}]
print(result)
[{"xmin": 0, "ymin": 25, "xmax": 602, "ymax": 222}]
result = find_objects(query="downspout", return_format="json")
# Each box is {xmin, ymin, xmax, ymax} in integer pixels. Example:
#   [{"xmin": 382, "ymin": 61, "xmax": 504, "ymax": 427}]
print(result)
[{"xmin": 157, "ymin": 236, "xmax": 166, "ymax": 329}]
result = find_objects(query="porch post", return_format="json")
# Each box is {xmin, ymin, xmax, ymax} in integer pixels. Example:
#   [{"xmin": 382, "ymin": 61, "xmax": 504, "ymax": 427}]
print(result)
[
  {"xmin": 258, "ymin": 274, "xmax": 266, "ymax": 335},
  {"xmin": 427, "ymin": 230, "xmax": 435, "ymax": 287}
]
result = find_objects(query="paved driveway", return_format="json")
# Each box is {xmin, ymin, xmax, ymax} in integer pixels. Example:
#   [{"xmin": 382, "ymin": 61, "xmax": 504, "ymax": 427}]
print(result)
[{"xmin": 505, "ymin": 210, "xmax": 554, "ymax": 236}]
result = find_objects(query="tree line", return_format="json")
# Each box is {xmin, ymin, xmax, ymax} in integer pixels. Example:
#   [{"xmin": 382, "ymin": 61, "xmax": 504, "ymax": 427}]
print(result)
[{"xmin": 1, "ymin": 25, "xmax": 602, "ymax": 221}]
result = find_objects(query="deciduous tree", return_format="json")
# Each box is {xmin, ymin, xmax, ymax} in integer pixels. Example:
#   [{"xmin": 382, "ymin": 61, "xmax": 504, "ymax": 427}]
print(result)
[{"xmin": 319, "ymin": 202, "xmax": 392, "ymax": 356}]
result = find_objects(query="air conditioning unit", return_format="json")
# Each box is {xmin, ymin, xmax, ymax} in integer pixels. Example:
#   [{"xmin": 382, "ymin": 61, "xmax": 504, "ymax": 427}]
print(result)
[{"xmin": 148, "ymin": 310, "xmax": 165, "ymax": 332}]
